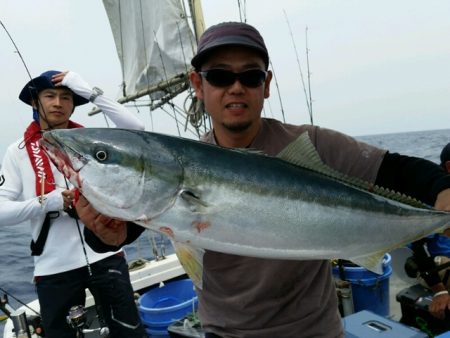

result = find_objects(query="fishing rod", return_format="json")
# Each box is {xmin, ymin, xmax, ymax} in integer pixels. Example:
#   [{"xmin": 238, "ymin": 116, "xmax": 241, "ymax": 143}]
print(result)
[
  {"xmin": 268, "ymin": 60, "xmax": 287, "ymax": 123},
  {"xmin": 0, "ymin": 20, "xmax": 32, "ymax": 79},
  {"xmin": 282, "ymin": 10, "xmax": 314, "ymax": 125},
  {"xmin": 237, "ymin": 0, "xmax": 247, "ymax": 23},
  {"xmin": 0, "ymin": 286, "xmax": 40, "ymax": 317},
  {"xmin": 0, "ymin": 19, "xmax": 57, "ymax": 132},
  {"xmin": 305, "ymin": 26, "xmax": 314, "ymax": 125}
]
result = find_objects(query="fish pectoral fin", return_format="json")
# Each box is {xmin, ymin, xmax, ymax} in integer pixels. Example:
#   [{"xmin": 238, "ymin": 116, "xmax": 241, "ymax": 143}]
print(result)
[
  {"xmin": 180, "ymin": 189, "xmax": 208, "ymax": 211},
  {"xmin": 172, "ymin": 240, "xmax": 204, "ymax": 289},
  {"xmin": 349, "ymin": 251, "xmax": 387, "ymax": 275}
]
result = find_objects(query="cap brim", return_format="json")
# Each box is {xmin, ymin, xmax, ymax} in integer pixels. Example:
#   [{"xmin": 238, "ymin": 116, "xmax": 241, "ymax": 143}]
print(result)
[{"xmin": 19, "ymin": 76, "xmax": 89, "ymax": 106}]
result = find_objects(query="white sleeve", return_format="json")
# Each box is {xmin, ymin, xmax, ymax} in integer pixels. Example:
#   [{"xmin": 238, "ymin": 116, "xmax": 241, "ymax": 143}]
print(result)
[
  {"xmin": 0, "ymin": 191, "xmax": 63, "ymax": 225},
  {"xmin": 0, "ymin": 148, "xmax": 64, "ymax": 226},
  {"xmin": 62, "ymin": 71, "xmax": 145, "ymax": 131}
]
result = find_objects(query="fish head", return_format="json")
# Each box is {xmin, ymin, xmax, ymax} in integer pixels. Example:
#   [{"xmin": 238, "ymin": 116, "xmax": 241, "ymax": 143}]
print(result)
[{"xmin": 40, "ymin": 128, "xmax": 183, "ymax": 221}]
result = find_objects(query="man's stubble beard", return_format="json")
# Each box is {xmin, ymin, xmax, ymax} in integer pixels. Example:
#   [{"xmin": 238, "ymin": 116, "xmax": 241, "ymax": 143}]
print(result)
[{"xmin": 222, "ymin": 120, "xmax": 252, "ymax": 133}]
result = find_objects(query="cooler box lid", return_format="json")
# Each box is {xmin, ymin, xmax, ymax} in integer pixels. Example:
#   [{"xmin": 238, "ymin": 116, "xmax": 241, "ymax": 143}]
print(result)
[{"xmin": 343, "ymin": 310, "xmax": 428, "ymax": 338}]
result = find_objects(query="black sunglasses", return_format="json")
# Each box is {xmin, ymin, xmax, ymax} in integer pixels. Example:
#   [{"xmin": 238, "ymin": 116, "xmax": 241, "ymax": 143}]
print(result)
[{"xmin": 199, "ymin": 69, "xmax": 267, "ymax": 88}]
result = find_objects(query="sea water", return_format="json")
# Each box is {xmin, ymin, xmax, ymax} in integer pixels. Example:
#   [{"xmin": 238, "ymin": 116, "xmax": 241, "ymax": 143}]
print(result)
[{"xmin": 1, "ymin": 128, "xmax": 449, "ymax": 333}]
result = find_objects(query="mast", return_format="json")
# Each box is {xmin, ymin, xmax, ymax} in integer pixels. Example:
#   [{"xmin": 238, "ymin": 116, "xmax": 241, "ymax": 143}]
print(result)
[{"xmin": 188, "ymin": 0, "xmax": 206, "ymax": 42}]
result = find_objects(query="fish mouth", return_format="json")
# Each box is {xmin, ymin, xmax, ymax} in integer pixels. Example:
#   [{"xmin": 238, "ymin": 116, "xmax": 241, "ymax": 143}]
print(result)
[{"xmin": 40, "ymin": 131, "xmax": 87, "ymax": 187}]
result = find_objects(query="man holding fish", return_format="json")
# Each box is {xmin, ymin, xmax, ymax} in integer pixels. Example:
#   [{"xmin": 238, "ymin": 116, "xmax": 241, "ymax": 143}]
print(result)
[{"xmin": 73, "ymin": 22, "xmax": 450, "ymax": 337}]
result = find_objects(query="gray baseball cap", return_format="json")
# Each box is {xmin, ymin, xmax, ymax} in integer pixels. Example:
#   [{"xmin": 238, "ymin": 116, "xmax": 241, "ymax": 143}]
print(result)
[{"xmin": 191, "ymin": 22, "xmax": 269, "ymax": 70}]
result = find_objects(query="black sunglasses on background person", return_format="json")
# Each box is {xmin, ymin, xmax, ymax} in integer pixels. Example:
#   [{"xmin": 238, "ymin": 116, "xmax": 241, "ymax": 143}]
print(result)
[{"xmin": 199, "ymin": 69, "xmax": 267, "ymax": 88}]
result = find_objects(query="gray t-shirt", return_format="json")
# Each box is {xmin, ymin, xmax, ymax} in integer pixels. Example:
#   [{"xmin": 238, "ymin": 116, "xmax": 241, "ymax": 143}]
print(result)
[{"xmin": 199, "ymin": 118, "xmax": 386, "ymax": 338}]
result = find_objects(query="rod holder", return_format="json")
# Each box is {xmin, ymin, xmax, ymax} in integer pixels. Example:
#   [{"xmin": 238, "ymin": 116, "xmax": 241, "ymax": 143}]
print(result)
[{"xmin": 10, "ymin": 309, "xmax": 31, "ymax": 338}]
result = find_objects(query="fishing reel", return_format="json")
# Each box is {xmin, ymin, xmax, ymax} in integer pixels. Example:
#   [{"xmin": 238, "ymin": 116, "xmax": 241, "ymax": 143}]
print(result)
[
  {"xmin": 66, "ymin": 305, "xmax": 110, "ymax": 337},
  {"xmin": 66, "ymin": 305, "xmax": 87, "ymax": 330}
]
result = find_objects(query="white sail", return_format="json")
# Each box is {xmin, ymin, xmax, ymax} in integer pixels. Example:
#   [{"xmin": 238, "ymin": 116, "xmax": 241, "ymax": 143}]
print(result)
[{"xmin": 102, "ymin": 0, "xmax": 197, "ymax": 105}]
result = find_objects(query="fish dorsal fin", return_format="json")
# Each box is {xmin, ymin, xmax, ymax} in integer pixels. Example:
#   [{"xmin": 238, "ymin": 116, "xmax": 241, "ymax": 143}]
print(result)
[{"xmin": 277, "ymin": 132, "xmax": 428, "ymax": 209}]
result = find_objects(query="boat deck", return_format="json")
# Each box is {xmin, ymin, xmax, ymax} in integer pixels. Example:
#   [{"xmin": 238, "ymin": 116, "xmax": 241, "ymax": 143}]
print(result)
[{"xmin": 3, "ymin": 252, "xmax": 445, "ymax": 337}]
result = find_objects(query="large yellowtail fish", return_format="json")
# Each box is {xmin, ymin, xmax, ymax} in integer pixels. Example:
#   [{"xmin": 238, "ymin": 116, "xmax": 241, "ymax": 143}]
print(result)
[{"xmin": 41, "ymin": 128, "xmax": 450, "ymax": 287}]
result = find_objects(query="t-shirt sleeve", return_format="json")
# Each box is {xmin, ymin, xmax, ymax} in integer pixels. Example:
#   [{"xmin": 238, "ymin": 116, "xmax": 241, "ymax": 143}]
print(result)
[
  {"xmin": 375, "ymin": 152, "xmax": 450, "ymax": 205},
  {"xmin": 309, "ymin": 126, "xmax": 387, "ymax": 183}
]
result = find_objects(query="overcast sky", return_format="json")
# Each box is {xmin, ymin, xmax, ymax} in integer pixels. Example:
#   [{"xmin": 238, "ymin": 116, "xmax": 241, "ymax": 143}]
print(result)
[{"xmin": 1, "ymin": 0, "xmax": 450, "ymax": 161}]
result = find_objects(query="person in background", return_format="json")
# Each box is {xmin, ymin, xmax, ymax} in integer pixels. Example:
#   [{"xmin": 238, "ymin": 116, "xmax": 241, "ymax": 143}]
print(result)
[
  {"xmin": 0, "ymin": 70, "xmax": 146, "ymax": 338},
  {"xmin": 407, "ymin": 143, "xmax": 450, "ymax": 320},
  {"xmin": 76, "ymin": 22, "xmax": 450, "ymax": 338}
]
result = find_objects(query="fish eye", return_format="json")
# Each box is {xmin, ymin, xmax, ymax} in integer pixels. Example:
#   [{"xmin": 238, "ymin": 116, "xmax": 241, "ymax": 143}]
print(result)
[{"xmin": 95, "ymin": 149, "xmax": 108, "ymax": 161}]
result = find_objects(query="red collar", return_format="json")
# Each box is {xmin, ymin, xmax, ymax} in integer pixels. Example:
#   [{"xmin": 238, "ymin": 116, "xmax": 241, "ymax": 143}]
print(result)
[{"xmin": 24, "ymin": 121, "xmax": 83, "ymax": 196}]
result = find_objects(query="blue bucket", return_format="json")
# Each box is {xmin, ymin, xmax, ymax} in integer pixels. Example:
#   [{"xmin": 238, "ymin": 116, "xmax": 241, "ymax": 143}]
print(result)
[
  {"xmin": 332, "ymin": 254, "xmax": 392, "ymax": 317},
  {"xmin": 138, "ymin": 279, "xmax": 198, "ymax": 337}
]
